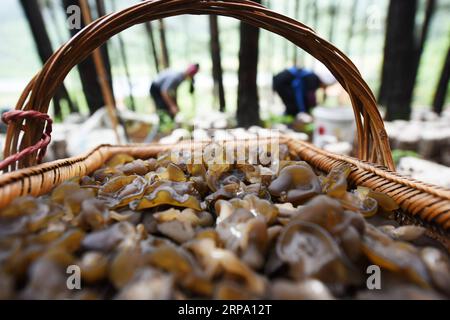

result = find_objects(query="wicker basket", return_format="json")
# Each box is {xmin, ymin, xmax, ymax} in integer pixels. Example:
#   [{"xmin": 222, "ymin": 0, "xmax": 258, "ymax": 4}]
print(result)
[{"xmin": 1, "ymin": 0, "xmax": 449, "ymax": 248}]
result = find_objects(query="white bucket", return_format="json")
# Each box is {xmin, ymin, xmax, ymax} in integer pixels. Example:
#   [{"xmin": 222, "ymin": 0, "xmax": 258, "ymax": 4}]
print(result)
[{"xmin": 312, "ymin": 106, "xmax": 355, "ymax": 148}]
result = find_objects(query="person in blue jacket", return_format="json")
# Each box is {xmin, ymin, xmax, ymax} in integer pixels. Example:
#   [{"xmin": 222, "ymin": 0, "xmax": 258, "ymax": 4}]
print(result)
[{"xmin": 273, "ymin": 66, "xmax": 334, "ymax": 116}]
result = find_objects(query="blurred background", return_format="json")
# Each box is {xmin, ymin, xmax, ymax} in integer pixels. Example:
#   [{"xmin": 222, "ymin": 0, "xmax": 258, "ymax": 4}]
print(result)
[{"xmin": 0, "ymin": 0, "xmax": 449, "ymax": 184}]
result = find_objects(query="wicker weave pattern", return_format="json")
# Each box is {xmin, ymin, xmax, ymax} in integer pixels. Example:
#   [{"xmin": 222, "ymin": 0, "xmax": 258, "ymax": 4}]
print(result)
[{"xmin": 3, "ymin": 0, "xmax": 393, "ymax": 171}]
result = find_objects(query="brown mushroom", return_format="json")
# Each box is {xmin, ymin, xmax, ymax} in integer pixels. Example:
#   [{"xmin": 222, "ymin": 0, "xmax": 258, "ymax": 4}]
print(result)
[
  {"xmin": 98, "ymin": 175, "xmax": 147, "ymax": 209},
  {"xmin": 340, "ymin": 188, "xmax": 378, "ymax": 218},
  {"xmin": 147, "ymin": 244, "xmax": 213, "ymax": 296},
  {"xmin": 420, "ymin": 247, "xmax": 450, "ymax": 295},
  {"xmin": 270, "ymin": 279, "xmax": 335, "ymax": 300},
  {"xmin": 365, "ymin": 188, "xmax": 399, "ymax": 212},
  {"xmin": 205, "ymin": 183, "xmax": 241, "ymax": 208},
  {"xmin": 79, "ymin": 251, "xmax": 108, "ymax": 284},
  {"xmin": 52, "ymin": 182, "xmax": 96, "ymax": 216},
  {"xmin": 156, "ymin": 163, "xmax": 187, "ymax": 182},
  {"xmin": 131, "ymin": 181, "xmax": 202, "ymax": 211},
  {"xmin": 153, "ymin": 208, "xmax": 212, "ymax": 244},
  {"xmin": 20, "ymin": 257, "xmax": 70, "ymax": 299},
  {"xmin": 268, "ymin": 163, "xmax": 321, "ymax": 205},
  {"xmin": 379, "ymin": 225, "xmax": 426, "ymax": 242},
  {"xmin": 0, "ymin": 198, "xmax": 51, "ymax": 237},
  {"xmin": 228, "ymin": 194, "xmax": 279, "ymax": 224},
  {"xmin": 109, "ymin": 247, "xmax": 142, "ymax": 289},
  {"xmin": 276, "ymin": 220, "xmax": 345, "ymax": 281},
  {"xmin": 115, "ymin": 267, "xmax": 174, "ymax": 300},
  {"xmin": 216, "ymin": 207, "xmax": 268, "ymax": 269},
  {"xmin": 118, "ymin": 159, "xmax": 152, "ymax": 176},
  {"xmin": 361, "ymin": 225, "xmax": 431, "ymax": 288},
  {"xmin": 73, "ymin": 198, "xmax": 109, "ymax": 230},
  {"xmin": 82, "ymin": 222, "xmax": 135, "ymax": 252},
  {"xmin": 205, "ymin": 164, "xmax": 232, "ymax": 192},
  {"xmin": 321, "ymin": 165, "xmax": 351, "ymax": 199},
  {"xmin": 106, "ymin": 153, "xmax": 135, "ymax": 168},
  {"xmin": 0, "ymin": 270, "xmax": 14, "ymax": 299},
  {"xmin": 184, "ymin": 238, "xmax": 266, "ymax": 295},
  {"xmin": 214, "ymin": 280, "xmax": 255, "ymax": 300}
]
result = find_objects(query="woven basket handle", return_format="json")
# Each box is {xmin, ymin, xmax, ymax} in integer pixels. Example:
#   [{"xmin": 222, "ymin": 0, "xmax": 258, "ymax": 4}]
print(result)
[{"xmin": 3, "ymin": 0, "xmax": 394, "ymax": 171}]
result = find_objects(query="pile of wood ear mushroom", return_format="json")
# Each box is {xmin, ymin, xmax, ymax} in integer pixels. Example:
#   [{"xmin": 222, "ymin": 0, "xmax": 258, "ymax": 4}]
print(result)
[{"xmin": 0, "ymin": 145, "xmax": 449, "ymax": 300}]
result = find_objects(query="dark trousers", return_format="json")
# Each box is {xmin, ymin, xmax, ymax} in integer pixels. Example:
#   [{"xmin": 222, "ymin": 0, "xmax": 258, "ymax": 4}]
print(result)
[
  {"xmin": 150, "ymin": 83, "xmax": 173, "ymax": 118},
  {"xmin": 273, "ymin": 70, "xmax": 298, "ymax": 117}
]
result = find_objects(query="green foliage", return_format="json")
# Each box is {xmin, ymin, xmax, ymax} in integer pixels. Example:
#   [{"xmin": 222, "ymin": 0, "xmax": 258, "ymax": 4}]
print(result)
[
  {"xmin": 303, "ymin": 123, "xmax": 315, "ymax": 135},
  {"xmin": 158, "ymin": 111, "xmax": 175, "ymax": 134},
  {"xmin": 263, "ymin": 114, "xmax": 294, "ymax": 128},
  {"xmin": 392, "ymin": 149, "xmax": 420, "ymax": 165}
]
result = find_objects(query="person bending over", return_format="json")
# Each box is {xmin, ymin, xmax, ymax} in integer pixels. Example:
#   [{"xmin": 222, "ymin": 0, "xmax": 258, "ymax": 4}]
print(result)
[
  {"xmin": 150, "ymin": 63, "xmax": 199, "ymax": 118},
  {"xmin": 273, "ymin": 66, "xmax": 335, "ymax": 116}
]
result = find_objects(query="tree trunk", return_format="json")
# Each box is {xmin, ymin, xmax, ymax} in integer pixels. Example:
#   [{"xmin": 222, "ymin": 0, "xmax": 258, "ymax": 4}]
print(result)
[
  {"xmin": 328, "ymin": 3, "xmax": 338, "ymax": 43},
  {"xmin": 378, "ymin": 0, "xmax": 418, "ymax": 120},
  {"xmin": 310, "ymin": 0, "xmax": 319, "ymax": 69},
  {"xmin": 62, "ymin": 0, "xmax": 114, "ymax": 114},
  {"xmin": 345, "ymin": 0, "xmax": 358, "ymax": 54},
  {"xmin": 283, "ymin": 1, "xmax": 290, "ymax": 63},
  {"xmin": 20, "ymin": 0, "xmax": 76, "ymax": 118},
  {"xmin": 264, "ymin": 0, "xmax": 274, "ymax": 72},
  {"xmin": 292, "ymin": 0, "xmax": 301, "ymax": 66},
  {"xmin": 159, "ymin": 19, "xmax": 170, "ymax": 68},
  {"xmin": 209, "ymin": 15, "xmax": 226, "ymax": 112},
  {"xmin": 418, "ymin": 0, "xmax": 436, "ymax": 55},
  {"xmin": 410, "ymin": 0, "xmax": 436, "ymax": 84},
  {"xmin": 92, "ymin": 0, "xmax": 115, "ymax": 102},
  {"xmin": 379, "ymin": 0, "xmax": 436, "ymax": 120},
  {"xmin": 144, "ymin": 21, "xmax": 160, "ymax": 73},
  {"xmin": 237, "ymin": 0, "xmax": 261, "ymax": 128},
  {"xmin": 311, "ymin": 0, "xmax": 318, "ymax": 30},
  {"xmin": 108, "ymin": 0, "xmax": 136, "ymax": 111},
  {"xmin": 358, "ymin": 3, "xmax": 370, "ymax": 71},
  {"xmin": 43, "ymin": 0, "xmax": 66, "ymax": 45},
  {"xmin": 140, "ymin": 0, "xmax": 160, "ymax": 73},
  {"xmin": 432, "ymin": 46, "xmax": 450, "ymax": 115}
]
